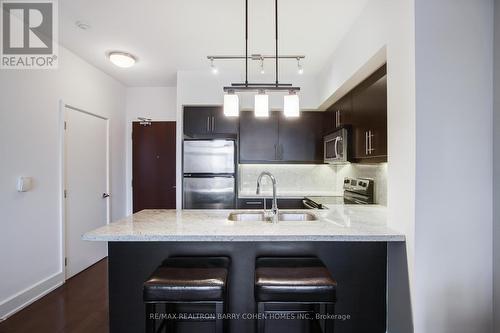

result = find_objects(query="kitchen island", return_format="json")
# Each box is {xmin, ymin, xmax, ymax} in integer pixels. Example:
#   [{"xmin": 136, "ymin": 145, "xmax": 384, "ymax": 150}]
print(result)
[{"xmin": 83, "ymin": 205, "xmax": 404, "ymax": 333}]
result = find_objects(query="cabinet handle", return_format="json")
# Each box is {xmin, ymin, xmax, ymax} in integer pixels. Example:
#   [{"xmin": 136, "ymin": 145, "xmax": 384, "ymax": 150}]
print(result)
[
  {"xmin": 212, "ymin": 116, "xmax": 215, "ymax": 132},
  {"xmin": 369, "ymin": 130, "xmax": 375, "ymax": 154},
  {"xmin": 207, "ymin": 117, "xmax": 210, "ymax": 132},
  {"xmin": 246, "ymin": 201, "xmax": 262, "ymax": 205},
  {"xmin": 365, "ymin": 131, "xmax": 369, "ymax": 155},
  {"xmin": 279, "ymin": 144, "xmax": 284, "ymax": 160},
  {"xmin": 274, "ymin": 144, "xmax": 277, "ymax": 160}
]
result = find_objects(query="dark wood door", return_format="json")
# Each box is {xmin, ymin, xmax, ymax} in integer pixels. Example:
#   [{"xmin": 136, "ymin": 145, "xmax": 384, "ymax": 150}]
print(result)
[
  {"xmin": 239, "ymin": 111, "xmax": 279, "ymax": 162},
  {"xmin": 278, "ymin": 112, "xmax": 324, "ymax": 162},
  {"xmin": 132, "ymin": 122, "xmax": 176, "ymax": 212},
  {"xmin": 183, "ymin": 106, "xmax": 212, "ymax": 137},
  {"xmin": 211, "ymin": 107, "xmax": 239, "ymax": 134}
]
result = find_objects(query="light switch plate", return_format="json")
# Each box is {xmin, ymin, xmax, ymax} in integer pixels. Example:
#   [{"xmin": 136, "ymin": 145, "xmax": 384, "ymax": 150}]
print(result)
[{"xmin": 17, "ymin": 177, "xmax": 33, "ymax": 192}]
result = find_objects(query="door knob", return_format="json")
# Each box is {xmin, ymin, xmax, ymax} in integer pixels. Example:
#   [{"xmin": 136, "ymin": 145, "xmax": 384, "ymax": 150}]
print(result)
[{"xmin": 102, "ymin": 193, "xmax": 110, "ymax": 198}]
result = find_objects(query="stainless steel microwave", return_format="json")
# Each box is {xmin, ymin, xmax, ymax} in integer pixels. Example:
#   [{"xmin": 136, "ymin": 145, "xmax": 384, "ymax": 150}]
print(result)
[{"xmin": 324, "ymin": 128, "xmax": 348, "ymax": 164}]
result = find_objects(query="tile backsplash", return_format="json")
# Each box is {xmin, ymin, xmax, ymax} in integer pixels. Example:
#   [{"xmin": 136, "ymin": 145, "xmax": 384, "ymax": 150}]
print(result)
[
  {"xmin": 238, "ymin": 164, "xmax": 340, "ymax": 197},
  {"xmin": 238, "ymin": 163, "xmax": 388, "ymax": 205}
]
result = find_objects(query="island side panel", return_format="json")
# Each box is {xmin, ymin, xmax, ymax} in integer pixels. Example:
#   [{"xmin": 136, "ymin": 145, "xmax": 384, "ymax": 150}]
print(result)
[{"xmin": 108, "ymin": 241, "xmax": 387, "ymax": 333}]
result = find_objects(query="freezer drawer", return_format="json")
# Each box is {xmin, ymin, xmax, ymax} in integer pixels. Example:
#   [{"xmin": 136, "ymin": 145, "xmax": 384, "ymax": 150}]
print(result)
[
  {"xmin": 183, "ymin": 140, "xmax": 235, "ymax": 174},
  {"xmin": 183, "ymin": 176, "xmax": 235, "ymax": 209}
]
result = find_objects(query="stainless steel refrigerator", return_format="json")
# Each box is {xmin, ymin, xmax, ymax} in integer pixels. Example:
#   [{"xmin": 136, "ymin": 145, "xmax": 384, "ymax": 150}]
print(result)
[{"xmin": 183, "ymin": 139, "xmax": 236, "ymax": 209}]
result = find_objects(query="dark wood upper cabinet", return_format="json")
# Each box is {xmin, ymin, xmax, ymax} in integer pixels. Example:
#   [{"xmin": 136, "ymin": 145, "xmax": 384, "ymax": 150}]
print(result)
[
  {"xmin": 351, "ymin": 65, "xmax": 387, "ymax": 162},
  {"xmin": 278, "ymin": 112, "xmax": 324, "ymax": 162},
  {"xmin": 183, "ymin": 106, "xmax": 238, "ymax": 137},
  {"xmin": 324, "ymin": 94, "xmax": 353, "ymax": 134},
  {"xmin": 239, "ymin": 111, "xmax": 279, "ymax": 162},
  {"xmin": 239, "ymin": 111, "xmax": 324, "ymax": 163}
]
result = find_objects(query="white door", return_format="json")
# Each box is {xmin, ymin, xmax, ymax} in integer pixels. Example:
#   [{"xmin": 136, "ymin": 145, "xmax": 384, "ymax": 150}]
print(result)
[{"xmin": 64, "ymin": 106, "xmax": 109, "ymax": 279}]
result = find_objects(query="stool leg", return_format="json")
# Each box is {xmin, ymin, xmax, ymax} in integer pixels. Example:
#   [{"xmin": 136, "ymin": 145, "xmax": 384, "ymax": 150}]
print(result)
[
  {"xmin": 257, "ymin": 302, "xmax": 265, "ymax": 333},
  {"xmin": 215, "ymin": 302, "xmax": 224, "ymax": 333},
  {"xmin": 146, "ymin": 303, "xmax": 156, "ymax": 333},
  {"xmin": 325, "ymin": 303, "xmax": 335, "ymax": 333}
]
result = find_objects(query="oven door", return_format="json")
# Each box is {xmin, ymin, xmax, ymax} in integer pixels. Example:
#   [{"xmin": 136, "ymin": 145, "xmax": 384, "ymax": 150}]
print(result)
[{"xmin": 324, "ymin": 129, "xmax": 348, "ymax": 163}]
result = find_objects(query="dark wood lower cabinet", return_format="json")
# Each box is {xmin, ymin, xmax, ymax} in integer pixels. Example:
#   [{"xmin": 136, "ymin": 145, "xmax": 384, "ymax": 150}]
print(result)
[{"xmin": 237, "ymin": 198, "xmax": 305, "ymax": 209}]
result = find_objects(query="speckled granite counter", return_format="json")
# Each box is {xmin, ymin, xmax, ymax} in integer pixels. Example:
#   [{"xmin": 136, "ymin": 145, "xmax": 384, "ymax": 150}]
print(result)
[{"xmin": 83, "ymin": 205, "xmax": 405, "ymax": 242}]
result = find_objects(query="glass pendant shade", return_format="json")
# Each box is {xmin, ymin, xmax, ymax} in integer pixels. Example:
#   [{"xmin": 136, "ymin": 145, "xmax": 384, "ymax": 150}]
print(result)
[
  {"xmin": 284, "ymin": 93, "xmax": 300, "ymax": 117},
  {"xmin": 223, "ymin": 94, "xmax": 239, "ymax": 117},
  {"xmin": 254, "ymin": 93, "xmax": 269, "ymax": 117}
]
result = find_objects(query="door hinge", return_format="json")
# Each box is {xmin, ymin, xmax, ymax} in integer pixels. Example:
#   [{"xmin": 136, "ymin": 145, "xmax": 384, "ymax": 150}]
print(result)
[
  {"xmin": 64, "ymin": 189, "xmax": 67, "ymax": 198},
  {"xmin": 64, "ymin": 121, "xmax": 67, "ymax": 130},
  {"xmin": 65, "ymin": 257, "xmax": 68, "ymax": 267}
]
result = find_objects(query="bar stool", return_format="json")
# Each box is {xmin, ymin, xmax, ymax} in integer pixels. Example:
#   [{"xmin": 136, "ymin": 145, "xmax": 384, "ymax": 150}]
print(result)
[
  {"xmin": 254, "ymin": 257, "xmax": 337, "ymax": 333},
  {"xmin": 143, "ymin": 256, "xmax": 230, "ymax": 333}
]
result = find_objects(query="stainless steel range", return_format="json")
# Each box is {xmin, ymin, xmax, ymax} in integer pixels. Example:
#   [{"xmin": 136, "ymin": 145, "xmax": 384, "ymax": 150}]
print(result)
[
  {"xmin": 342, "ymin": 177, "xmax": 374, "ymax": 204},
  {"xmin": 303, "ymin": 177, "xmax": 375, "ymax": 208}
]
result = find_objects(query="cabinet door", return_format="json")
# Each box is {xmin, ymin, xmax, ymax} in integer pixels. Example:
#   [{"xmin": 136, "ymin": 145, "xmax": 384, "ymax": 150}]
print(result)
[
  {"xmin": 279, "ymin": 112, "xmax": 324, "ymax": 162},
  {"xmin": 336, "ymin": 95, "xmax": 352, "ymax": 128},
  {"xmin": 183, "ymin": 107, "xmax": 212, "ymax": 136},
  {"xmin": 323, "ymin": 108, "xmax": 336, "ymax": 135},
  {"xmin": 211, "ymin": 107, "xmax": 239, "ymax": 135},
  {"xmin": 351, "ymin": 66, "xmax": 387, "ymax": 161},
  {"xmin": 239, "ymin": 111, "xmax": 279, "ymax": 162}
]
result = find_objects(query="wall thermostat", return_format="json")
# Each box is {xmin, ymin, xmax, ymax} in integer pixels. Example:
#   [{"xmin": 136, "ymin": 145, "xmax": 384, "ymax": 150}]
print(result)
[{"xmin": 17, "ymin": 177, "xmax": 33, "ymax": 192}]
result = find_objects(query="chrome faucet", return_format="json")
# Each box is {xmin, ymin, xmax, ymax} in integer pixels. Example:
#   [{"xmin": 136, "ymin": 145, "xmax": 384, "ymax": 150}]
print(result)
[{"xmin": 256, "ymin": 171, "xmax": 279, "ymax": 223}]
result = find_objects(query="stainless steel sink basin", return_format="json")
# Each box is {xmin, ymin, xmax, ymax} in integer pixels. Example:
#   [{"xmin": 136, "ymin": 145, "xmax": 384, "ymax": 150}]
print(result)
[{"xmin": 227, "ymin": 211, "xmax": 317, "ymax": 222}]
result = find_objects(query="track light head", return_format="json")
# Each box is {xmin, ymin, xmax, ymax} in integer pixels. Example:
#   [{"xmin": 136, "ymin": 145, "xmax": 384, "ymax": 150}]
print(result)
[
  {"xmin": 297, "ymin": 57, "xmax": 303, "ymax": 75},
  {"xmin": 210, "ymin": 58, "xmax": 218, "ymax": 74}
]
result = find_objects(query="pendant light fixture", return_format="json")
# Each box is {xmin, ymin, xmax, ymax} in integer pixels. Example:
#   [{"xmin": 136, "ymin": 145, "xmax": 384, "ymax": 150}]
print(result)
[
  {"xmin": 255, "ymin": 90, "xmax": 269, "ymax": 117},
  {"xmin": 223, "ymin": 91, "xmax": 239, "ymax": 117},
  {"xmin": 284, "ymin": 91, "xmax": 299, "ymax": 117},
  {"xmin": 219, "ymin": 0, "xmax": 302, "ymax": 118}
]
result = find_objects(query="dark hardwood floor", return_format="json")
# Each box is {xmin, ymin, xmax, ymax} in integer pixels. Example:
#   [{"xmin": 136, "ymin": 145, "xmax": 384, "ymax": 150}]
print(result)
[{"xmin": 0, "ymin": 258, "xmax": 109, "ymax": 333}]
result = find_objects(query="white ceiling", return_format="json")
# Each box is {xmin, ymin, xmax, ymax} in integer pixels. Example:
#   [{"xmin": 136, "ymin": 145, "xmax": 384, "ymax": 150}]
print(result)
[{"xmin": 60, "ymin": 0, "xmax": 368, "ymax": 87}]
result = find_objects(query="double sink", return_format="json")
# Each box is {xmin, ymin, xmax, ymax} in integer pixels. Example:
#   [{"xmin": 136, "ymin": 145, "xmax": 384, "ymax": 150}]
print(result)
[{"xmin": 227, "ymin": 211, "xmax": 317, "ymax": 222}]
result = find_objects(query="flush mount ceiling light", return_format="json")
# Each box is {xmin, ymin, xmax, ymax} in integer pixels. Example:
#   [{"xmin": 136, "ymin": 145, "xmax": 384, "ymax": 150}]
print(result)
[
  {"xmin": 209, "ymin": 0, "xmax": 304, "ymax": 118},
  {"xmin": 75, "ymin": 20, "xmax": 91, "ymax": 30},
  {"xmin": 108, "ymin": 52, "xmax": 137, "ymax": 68},
  {"xmin": 223, "ymin": 91, "xmax": 239, "ymax": 117}
]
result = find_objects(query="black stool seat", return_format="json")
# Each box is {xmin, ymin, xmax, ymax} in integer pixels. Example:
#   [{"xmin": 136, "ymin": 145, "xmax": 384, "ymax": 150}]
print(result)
[
  {"xmin": 255, "ymin": 257, "xmax": 337, "ymax": 302},
  {"xmin": 144, "ymin": 257, "xmax": 229, "ymax": 302}
]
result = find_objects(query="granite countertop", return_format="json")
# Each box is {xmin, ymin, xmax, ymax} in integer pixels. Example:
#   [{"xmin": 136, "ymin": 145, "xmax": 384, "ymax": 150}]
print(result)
[{"xmin": 82, "ymin": 205, "xmax": 405, "ymax": 242}]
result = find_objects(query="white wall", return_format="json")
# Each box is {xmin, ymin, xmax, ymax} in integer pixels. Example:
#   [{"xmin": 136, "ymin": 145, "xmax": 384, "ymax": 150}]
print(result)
[
  {"xmin": 317, "ymin": 0, "xmax": 416, "ymax": 331},
  {"xmin": 414, "ymin": 1, "xmax": 494, "ymax": 333},
  {"xmin": 493, "ymin": 0, "xmax": 500, "ymax": 331},
  {"xmin": 125, "ymin": 87, "xmax": 177, "ymax": 213},
  {"xmin": 0, "ymin": 46, "xmax": 127, "ymax": 320}
]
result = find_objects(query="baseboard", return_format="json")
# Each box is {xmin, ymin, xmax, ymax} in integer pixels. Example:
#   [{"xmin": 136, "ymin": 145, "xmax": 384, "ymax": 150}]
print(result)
[{"xmin": 0, "ymin": 271, "xmax": 64, "ymax": 321}]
